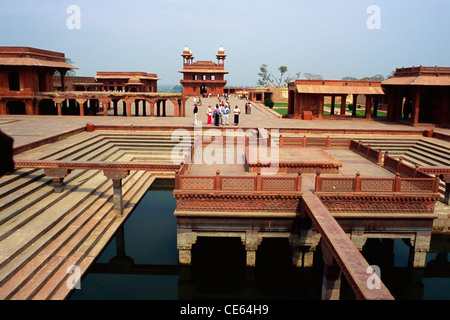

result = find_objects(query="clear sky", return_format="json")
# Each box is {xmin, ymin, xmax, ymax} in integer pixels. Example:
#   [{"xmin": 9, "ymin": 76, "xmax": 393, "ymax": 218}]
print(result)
[{"xmin": 1, "ymin": 0, "xmax": 449, "ymax": 86}]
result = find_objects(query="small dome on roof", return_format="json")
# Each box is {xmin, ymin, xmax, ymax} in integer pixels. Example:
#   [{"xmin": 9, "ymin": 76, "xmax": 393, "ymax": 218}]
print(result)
[
  {"xmin": 127, "ymin": 76, "xmax": 142, "ymax": 84},
  {"xmin": 183, "ymin": 45, "xmax": 192, "ymax": 55},
  {"xmin": 218, "ymin": 46, "xmax": 225, "ymax": 54}
]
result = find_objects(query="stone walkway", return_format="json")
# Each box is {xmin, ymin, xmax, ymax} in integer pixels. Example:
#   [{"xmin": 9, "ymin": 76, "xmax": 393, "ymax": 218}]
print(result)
[{"xmin": 1, "ymin": 97, "xmax": 449, "ymax": 152}]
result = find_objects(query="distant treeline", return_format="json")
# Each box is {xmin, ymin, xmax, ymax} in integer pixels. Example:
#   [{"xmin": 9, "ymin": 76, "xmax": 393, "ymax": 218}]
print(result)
[{"xmin": 158, "ymin": 85, "xmax": 183, "ymax": 93}]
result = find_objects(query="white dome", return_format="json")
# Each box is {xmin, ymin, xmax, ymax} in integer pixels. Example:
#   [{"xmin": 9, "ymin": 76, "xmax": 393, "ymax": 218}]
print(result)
[
  {"xmin": 183, "ymin": 45, "xmax": 192, "ymax": 54},
  {"xmin": 218, "ymin": 46, "xmax": 225, "ymax": 54}
]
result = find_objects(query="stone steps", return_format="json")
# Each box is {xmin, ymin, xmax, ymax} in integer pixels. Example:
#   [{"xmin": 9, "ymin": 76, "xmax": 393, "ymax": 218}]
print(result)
[
  {"xmin": 1, "ymin": 170, "xmax": 152, "ymax": 300},
  {"xmin": 39, "ymin": 171, "xmax": 155, "ymax": 300},
  {"xmin": 0, "ymin": 131, "xmax": 182, "ymax": 299},
  {"xmin": 0, "ymin": 171, "xmax": 114, "ymax": 299},
  {"xmin": 0, "ymin": 148, "xmax": 125, "ymax": 231}
]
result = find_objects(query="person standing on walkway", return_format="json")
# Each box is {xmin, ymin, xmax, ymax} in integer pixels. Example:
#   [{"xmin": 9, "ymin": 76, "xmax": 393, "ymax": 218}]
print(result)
[
  {"xmin": 223, "ymin": 104, "xmax": 230, "ymax": 125},
  {"xmin": 219, "ymin": 104, "xmax": 223, "ymax": 125},
  {"xmin": 213, "ymin": 106, "xmax": 220, "ymax": 126},
  {"xmin": 193, "ymin": 104, "xmax": 198, "ymax": 126},
  {"xmin": 207, "ymin": 105, "xmax": 212, "ymax": 125},
  {"xmin": 234, "ymin": 105, "xmax": 241, "ymax": 125}
]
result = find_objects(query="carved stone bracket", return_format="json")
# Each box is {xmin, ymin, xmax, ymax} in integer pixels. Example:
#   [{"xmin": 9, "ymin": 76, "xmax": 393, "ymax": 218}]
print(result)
[
  {"xmin": 242, "ymin": 231, "xmax": 263, "ymax": 267},
  {"xmin": 43, "ymin": 168, "xmax": 71, "ymax": 193}
]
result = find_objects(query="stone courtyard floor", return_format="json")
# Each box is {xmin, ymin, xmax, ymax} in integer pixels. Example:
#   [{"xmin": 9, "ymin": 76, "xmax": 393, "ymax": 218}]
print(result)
[{"xmin": 2, "ymin": 96, "xmax": 450, "ymax": 150}]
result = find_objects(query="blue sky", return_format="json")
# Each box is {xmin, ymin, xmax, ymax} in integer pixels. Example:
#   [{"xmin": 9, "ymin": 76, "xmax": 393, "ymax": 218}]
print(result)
[{"xmin": 1, "ymin": 0, "xmax": 449, "ymax": 86}]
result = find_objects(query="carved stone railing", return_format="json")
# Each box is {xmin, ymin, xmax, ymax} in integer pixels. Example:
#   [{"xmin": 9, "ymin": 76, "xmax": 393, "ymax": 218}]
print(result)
[
  {"xmin": 314, "ymin": 172, "xmax": 441, "ymax": 214},
  {"xmin": 350, "ymin": 140, "xmax": 383, "ymax": 165},
  {"xmin": 315, "ymin": 172, "xmax": 439, "ymax": 194},
  {"xmin": 175, "ymin": 170, "xmax": 302, "ymax": 192},
  {"xmin": 279, "ymin": 136, "xmax": 351, "ymax": 149}
]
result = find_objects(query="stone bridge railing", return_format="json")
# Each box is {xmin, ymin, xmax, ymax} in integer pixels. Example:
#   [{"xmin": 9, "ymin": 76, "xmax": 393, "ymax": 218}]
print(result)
[{"xmin": 14, "ymin": 160, "xmax": 180, "ymax": 216}]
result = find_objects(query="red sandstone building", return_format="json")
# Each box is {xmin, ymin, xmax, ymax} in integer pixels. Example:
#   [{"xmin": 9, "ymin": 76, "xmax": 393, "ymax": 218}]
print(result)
[
  {"xmin": 95, "ymin": 72, "xmax": 159, "ymax": 93},
  {"xmin": 179, "ymin": 46, "xmax": 228, "ymax": 97},
  {"xmin": 382, "ymin": 66, "xmax": 450, "ymax": 127},
  {"xmin": 0, "ymin": 47, "xmax": 76, "ymax": 114},
  {"xmin": 0, "ymin": 46, "xmax": 184, "ymax": 117},
  {"xmin": 287, "ymin": 79, "xmax": 384, "ymax": 120}
]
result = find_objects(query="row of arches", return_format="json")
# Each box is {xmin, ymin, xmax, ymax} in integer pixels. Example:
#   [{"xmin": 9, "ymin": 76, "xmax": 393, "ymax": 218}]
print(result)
[{"xmin": 0, "ymin": 95, "xmax": 187, "ymax": 117}]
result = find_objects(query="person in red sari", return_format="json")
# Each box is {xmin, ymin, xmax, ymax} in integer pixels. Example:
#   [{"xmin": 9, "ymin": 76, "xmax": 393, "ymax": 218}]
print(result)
[{"xmin": 207, "ymin": 105, "xmax": 212, "ymax": 125}]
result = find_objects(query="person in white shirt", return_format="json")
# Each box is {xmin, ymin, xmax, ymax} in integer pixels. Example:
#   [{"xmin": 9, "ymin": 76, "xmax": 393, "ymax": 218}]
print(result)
[
  {"xmin": 223, "ymin": 104, "xmax": 230, "ymax": 125},
  {"xmin": 233, "ymin": 105, "xmax": 241, "ymax": 125}
]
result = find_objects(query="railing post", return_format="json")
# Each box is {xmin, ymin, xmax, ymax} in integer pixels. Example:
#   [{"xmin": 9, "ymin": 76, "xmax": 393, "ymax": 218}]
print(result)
[
  {"xmin": 414, "ymin": 164, "xmax": 420, "ymax": 178},
  {"xmin": 303, "ymin": 135, "xmax": 307, "ymax": 147},
  {"xmin": 175, "ymin": 169, "xmax": 180, "ymax": 190},
  {"xmin": 397, "ymin": 157, "xmax": 403, "ymax": 174},
  {"xmin": 383, "ymin": 150, "xmax": 389, "ymax": 168},
  {"xmin": 326, "ymin": 136, "xmax": 331, "ymax": 148},
  {"xmin": 378, "ymin": 149, "xmax": 383, "ymax": 165},
  {"xmin": 256, "ymin": 172, "xmax": 262, "ymax": 191},
  {"xmin": 357, "ymin": 140, "xmax": 362, "ymax": 153},
  {"xmin": 279, "ymin": 134, "xmax": 284, "ymax": 147},
  {"xmin": 434, "ymin": 176, "xmax": 441, "ymax": 193},
  {"xmin": 315, "ymin": 172, "xmax": 322, "ymax": 192},
  {"xmin": 393, "ymin": 173, "xmax": 401, "ymax": 192},
  {"xmin": 355, "ymin": 172, "xmax": 361, "ymax": 192},
  {"xmin": 215, "ymin": 170, "xmax": 222, "ymax": 191},
  {"xmin": 296, "ymin": 172, "xmax": 302, "ymax": 191}
]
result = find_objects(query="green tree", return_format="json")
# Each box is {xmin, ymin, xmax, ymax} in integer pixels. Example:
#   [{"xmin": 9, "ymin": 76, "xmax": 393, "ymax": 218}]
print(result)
[
  {"xmin": 257, "ymin": 64, "xmax": 273, "ymax": 86},
  {"xmin": 303, "ymin": 72, "xmax": 323, "ymax": 80},
  {"xmin": 258, "ymin": 64, "xmax": 301, "ymax": 87}
]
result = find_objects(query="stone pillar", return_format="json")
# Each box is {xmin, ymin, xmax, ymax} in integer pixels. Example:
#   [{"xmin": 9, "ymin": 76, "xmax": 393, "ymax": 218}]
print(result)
[
  {"xmin": 156, "ymin": 101, "xmax": 161, "ymax": 117},
  {"xmin": 76, "ymin": 99, "xmax": 87, "ymax": 116},
  {"xmin": 25, "ymin": 100, "xmax": 34, "ymax": 115},
  {"xmin": 43, "ymin": 168, "xmax": 71, "ymax": 193},
  {"xmin": 321, "ymin": 242, "xmax": 341, "ymax": 300},
  {"xmin": 173, "ymin": 99, "xmax": 179, "ymax": 117},
  {"xmin": 352, "ymin": 94, "xmax": 358, "ymax": 117},
  {"xmin": 134, "ymin": 100, "xmax": 139, "ymax": 116},
  {"xmin": 142, "ymin": 100, "xmax": 146, "ymax": 116},
  {"xmin": 177, "ymin": 229, "xmax": 197, "ymax": 265},
  {"xmin": 365, "ymin": 95, "xmax": 372, "ymax": 119},
  {"xmin": 103, "ymin": 169, "xmax": 130, "ymax": 217},
  {"xmin": 409, "ymin": 231, "xmax": 432, "ymax": 268},
  {"xmin": 372, "ymin": 96, "xmax": 379, "ymax": 117},
  {"xmin": 59, "ymin": 70, "xmax": 67, "ymax": 92},
  {"xmin": 340, "ymin": 94, "xmax": 347, "ymax": 118},
  {"xmin": 330, "ymin": 96, "xmax": 335, "ymax": 115},
  {"xmin": 242, "ymin": 231, "xmax": 262, "ymax": 267},
  {"xmin": 149, "ymin": 100, "xmax": 154, "ymax": 117},
  {"xmin": 55, "ymin": 100, "xmax": 64, "ymax": 116},
  {"xmin": 290, "ymin": 232, "xmax": 320, "ymax": 267},
  {"xmin": 100, "ymin": 100, "xmax": 109, "ymax": 116},
  {"xmin": 162, "ymin": 100, "xmax": 167, "ymax": 117},
  {"xmin": 113, "ymin": 100, "xmax": 118, "ymax": 116},
  {"xmin": 410, "ymin": 89, "xmax": 421, "ymax": 126},
  {"xmin": 124, "ymin": 99, "xmax": 133, "ymax": 117},
  {"xmin": 0, "ymin": 99, "xmax": 7, "ymax": 115}
]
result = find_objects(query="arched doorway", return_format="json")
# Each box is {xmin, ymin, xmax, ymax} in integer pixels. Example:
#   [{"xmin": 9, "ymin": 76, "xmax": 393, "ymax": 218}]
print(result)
[{"xmin": 200, "ymin": 85, "xmax": 208, "ymax": 96}]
